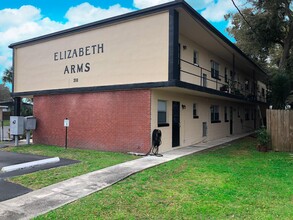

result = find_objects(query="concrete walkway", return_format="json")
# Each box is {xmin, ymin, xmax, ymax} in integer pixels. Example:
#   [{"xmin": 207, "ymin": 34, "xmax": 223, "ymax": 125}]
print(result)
[{"xmin": 0, "ymin": 132, "xmax": 253, "ymax": 220}]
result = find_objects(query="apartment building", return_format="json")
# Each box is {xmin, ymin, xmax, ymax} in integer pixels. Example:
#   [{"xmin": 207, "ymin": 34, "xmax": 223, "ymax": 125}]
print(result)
[{"xmin": 10, "ymin": 0, "xmax": 268, "ymax": 153}]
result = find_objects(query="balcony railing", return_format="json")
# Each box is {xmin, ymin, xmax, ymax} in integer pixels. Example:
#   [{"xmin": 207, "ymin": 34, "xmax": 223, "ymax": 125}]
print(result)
[{"xmin": 179, "ymin": 58, "xmax": 266, "ymax": 103}]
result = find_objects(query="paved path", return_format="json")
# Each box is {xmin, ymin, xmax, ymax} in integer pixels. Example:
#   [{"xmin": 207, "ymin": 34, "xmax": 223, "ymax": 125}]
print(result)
[{"xmin": 0, "ymin": 132, "xmax": 253, "ymax": 220}]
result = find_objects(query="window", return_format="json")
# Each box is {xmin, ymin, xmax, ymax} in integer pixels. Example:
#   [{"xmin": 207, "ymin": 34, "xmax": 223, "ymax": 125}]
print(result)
[
  {"xmin": 245, "ymin": 108, "xmax": 250, "ymax": 120},
  {"xmin": 158, "ymin": 100, "xmax": 168, "ymax": 126},
  {"xmin": 193, "ymin": 50, "xmax": 198, "ymax": 65},
  {"xmin": 210, "ymin": 105, "xmax": 220, "ymax": 123},
  {"xmin": 193, "ymin": 103, "xmax": 199, "ymax": 119},
  {"xmin": 224, "ymin": 106, "xmax": 229, "ymax": 122},
  {"xmin": 211, "ymin": 60, "xmax": 220, "ymax": 79},
  {"xmin": 225, "ymin": 68, "xmax": 228, "ymax": 83},
  {"xmin": 202, "ymin": 122, "xmax": 207, "ymax": 137}
]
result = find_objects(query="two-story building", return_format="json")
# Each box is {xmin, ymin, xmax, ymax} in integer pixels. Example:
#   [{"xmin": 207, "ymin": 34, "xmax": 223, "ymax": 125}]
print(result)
[{"xmin": 9, "ymin": 0, "xmax": 268, "ymax": 153}]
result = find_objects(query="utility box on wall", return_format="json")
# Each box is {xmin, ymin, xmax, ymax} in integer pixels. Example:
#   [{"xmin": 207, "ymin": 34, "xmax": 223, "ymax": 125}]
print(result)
[
  {"xmin": 10, "ymin": 116, "xmax": 25, "ymax": 135},
  {"xmin": 25, "ymin": 116, "xmax": 37, "ymax": 130}
]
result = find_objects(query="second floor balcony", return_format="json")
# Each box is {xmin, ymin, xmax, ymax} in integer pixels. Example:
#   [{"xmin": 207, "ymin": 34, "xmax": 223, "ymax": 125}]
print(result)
[{"xmin": 179, "ymin": 58, "xmax": 267, "ymax": 103}]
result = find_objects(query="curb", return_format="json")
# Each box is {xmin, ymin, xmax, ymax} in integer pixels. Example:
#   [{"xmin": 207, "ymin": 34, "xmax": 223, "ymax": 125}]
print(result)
[{"xmin": 1, "ymin": 157, "xmax": 60, "ymax": 173}]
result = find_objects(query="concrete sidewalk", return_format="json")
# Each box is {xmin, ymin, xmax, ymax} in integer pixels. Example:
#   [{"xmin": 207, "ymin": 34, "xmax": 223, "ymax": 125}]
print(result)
[{"xmin": 0, "ymin": 132, "xmax": 253, "ymax": 220}]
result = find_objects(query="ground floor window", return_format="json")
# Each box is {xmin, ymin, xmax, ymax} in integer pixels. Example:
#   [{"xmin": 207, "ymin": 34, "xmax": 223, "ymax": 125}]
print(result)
[
  {"xmin": 210, "ymin": 105, "xmax": 220, "ymax": 123},
  {"xmin": 158, "ymin": 100, "xmax": 168, "ymax": 127},
  {"xmin": 193, "ymin": 103, "xmax": 199, "ymax": 119}
]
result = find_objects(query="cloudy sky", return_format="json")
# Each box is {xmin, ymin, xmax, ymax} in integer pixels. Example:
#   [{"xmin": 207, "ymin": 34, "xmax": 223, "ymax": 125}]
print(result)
[{"xmin": 0, "ymin": 0, "xmax": 240, "ymax": 85}]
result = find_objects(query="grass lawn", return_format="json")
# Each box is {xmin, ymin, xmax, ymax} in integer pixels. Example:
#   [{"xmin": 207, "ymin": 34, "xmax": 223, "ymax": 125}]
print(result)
[
  {"xmin": 3, "ymin": 145, "xmax": 137, "ymax": 189},
  {"xmin": 37, "ymin": 137, "xmax": 293, "ymax": 219},
  {"xmin": 1, "ymin": 120, "xmax": 9, "ymax": 126}
]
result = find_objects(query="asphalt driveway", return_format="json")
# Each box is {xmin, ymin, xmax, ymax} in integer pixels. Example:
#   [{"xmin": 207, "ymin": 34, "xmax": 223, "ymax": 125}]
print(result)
[{"xmin": 0, "ymin": 151, "xmax": 79, "ymax": 202}]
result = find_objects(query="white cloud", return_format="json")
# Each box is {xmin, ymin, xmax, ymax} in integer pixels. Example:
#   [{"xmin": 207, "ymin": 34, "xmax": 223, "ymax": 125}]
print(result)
[
  {"xmin": 0, "ymin": 5, "xmax": 41, "ymax": 31},
  {"xmin": 65, "ymin": 3, "xmax": 133, "ymax": 26},
  {"xmin": 186, "ymin": 0, "xmax": 214, "ymax": 10},
  {"xmin": 0, "ymin": 6, "xmax": 67, "ymax": 78},
  {"xmin": 200, "ymin": 0, "xmax": 239, "ymax": 22},
  {"xmin": 133, "ymin": 0, "xmax": 172, "ymax": 9}
]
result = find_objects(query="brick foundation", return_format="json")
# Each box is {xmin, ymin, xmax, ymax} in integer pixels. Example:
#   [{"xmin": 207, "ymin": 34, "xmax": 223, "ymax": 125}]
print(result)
[{"xmin": 33, "ymin": 90, "xmax": 151, "ymax": 153}]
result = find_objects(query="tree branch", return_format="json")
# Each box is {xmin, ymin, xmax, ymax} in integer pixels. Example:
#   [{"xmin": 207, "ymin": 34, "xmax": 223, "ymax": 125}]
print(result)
[{"xmin": 231, "ymin": 0, "xmax": 255, "ymax": 31}]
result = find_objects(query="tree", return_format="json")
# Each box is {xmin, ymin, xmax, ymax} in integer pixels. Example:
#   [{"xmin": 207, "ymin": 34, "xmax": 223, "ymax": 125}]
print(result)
[
  {"xmin": 267, "ymin": 72, "xmax": 291, "ymax": 109},
  {"xmin": 2, "ymin": 66, "xmax": 13, "ymax": 85},
  {"xmin": 0, "ymin": 84, "xmax": 11, "ymax": 101},
  {"xmin": 226, "ymin": 0, "xmax": 293, "ymax": 81}
]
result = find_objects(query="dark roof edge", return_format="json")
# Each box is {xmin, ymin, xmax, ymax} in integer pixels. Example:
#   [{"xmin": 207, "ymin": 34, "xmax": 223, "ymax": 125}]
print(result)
[
  {"xmin": 9, "ymin": 1, "xmax": 181, "ymax": 48},
  {"xmin": 180, "ymin": 2, "xmax": 267, "ymax": 77}
]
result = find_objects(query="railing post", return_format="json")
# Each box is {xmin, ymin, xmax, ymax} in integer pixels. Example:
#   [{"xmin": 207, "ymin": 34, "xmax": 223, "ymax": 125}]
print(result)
[{"xmin": 200, "ymin": 68, "xmax": 203, "ymax": 86}]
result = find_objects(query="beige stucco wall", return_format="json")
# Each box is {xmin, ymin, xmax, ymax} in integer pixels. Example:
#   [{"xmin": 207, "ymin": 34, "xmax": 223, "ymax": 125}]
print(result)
[
  {"xmin": 151, "ymin": 88, "xmax": 256, "ymax": 153},
  {"xmin": 14, "ymin": 12, "xmax": 169, "ymax": 93}
]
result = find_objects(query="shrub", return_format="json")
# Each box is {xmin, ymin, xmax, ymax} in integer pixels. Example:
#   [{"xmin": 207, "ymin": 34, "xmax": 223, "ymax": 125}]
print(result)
[{"xmin": 256, "ymin": 128, "xmax": 270, "ymax": 146}]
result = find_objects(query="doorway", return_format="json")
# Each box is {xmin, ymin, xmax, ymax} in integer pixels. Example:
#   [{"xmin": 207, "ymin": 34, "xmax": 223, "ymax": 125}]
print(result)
[{"xmin": 172, "ymin": 101, "xmax": 180, "ymax": 147}]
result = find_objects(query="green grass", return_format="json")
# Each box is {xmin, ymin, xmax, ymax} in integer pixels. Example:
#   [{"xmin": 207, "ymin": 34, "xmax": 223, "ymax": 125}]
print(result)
[
  {"xmin": 3, "ymin": 145, "xmax": 137, "ymax": 189},
  {"xmin": 37, "ymin": 137, "xmax": 293, "ymax": 219},
  {"xmin": 2, "ymin": 120, "xmax": 9, "ymax": 126}
]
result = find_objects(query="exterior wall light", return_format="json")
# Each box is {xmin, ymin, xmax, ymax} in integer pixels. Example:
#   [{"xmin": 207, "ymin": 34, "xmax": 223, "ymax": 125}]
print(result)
[{"xmin": 183, "ymin": 45, "xmax": 187, "ymax": 50}]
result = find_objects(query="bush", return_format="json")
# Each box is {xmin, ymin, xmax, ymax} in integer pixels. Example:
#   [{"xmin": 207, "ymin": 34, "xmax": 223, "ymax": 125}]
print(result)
[{"xmin": 256, "ymin": 128, "xmax": 270, "ymax": 146}]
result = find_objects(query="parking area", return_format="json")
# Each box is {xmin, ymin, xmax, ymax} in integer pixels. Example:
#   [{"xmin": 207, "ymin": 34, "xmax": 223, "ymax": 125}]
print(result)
[{"xmin": 0, "ymin": 151, "xmax": 79, "ymax": 201}]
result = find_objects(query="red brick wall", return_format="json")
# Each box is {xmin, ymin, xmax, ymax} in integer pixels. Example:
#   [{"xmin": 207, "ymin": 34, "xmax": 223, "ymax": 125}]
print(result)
[{"xmin": 33, "ymin": 90, "xmax": 151, "ymax": 153}]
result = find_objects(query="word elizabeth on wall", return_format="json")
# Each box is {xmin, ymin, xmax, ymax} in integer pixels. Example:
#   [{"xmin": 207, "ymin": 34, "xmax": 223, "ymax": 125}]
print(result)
[{"xmin": 53, "ymin": 43, "xmax": 104, "ymax": 75}]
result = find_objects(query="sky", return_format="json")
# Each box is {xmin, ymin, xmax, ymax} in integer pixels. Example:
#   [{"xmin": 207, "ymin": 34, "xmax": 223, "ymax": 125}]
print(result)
[{"xmin": 0, "ymin": 0, "xmax": 241, "ymax": 85}]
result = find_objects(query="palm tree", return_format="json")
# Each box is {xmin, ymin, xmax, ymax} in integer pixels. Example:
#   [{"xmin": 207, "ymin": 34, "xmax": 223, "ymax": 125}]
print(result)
[{"xmin": 2, "ymin": 66, "xmax": 13, "ymax": 85}]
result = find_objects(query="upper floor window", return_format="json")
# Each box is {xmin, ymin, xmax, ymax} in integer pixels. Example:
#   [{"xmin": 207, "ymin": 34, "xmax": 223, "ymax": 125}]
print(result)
[
  {"xmin": 193, "ymin": 50, "xmax": 199, "ymax": 66},
  {"xmin": 225, "ymin": 68, "xmax": 228, "ymax": 83},
  {"xmin": 211, "ymin": 60, "xmax": 220, "ymax": 80},
  {"xmin": 211, "ymin": 105, "xmax": 220, "ymax": 123},
  {"xmin": 158, "ymin": 100, "xmax": 168, "ymax": 126},
  {"xmin": 193, "ymin": 103, "xmax": 199, "ymax": 119}
]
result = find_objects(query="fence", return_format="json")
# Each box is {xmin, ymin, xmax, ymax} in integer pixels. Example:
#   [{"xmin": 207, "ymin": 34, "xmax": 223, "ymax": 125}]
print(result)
[{"xmin": 267, "ymin": 109, "xmax": 293, "ymax": 152}]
